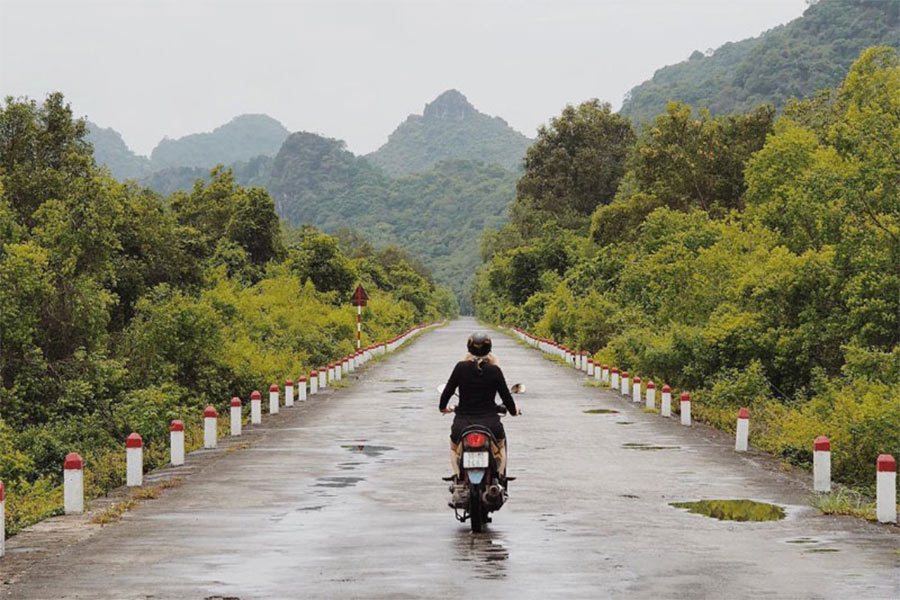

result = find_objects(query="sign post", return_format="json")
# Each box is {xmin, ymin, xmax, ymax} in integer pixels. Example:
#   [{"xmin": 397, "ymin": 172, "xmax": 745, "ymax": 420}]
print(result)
[{"xmin": 351, "ymin": 284, "xmax": 369, "ymax": 350}]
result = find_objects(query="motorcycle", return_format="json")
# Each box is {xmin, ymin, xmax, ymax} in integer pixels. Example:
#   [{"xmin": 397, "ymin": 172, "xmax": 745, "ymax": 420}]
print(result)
[{"xmin": 437, "ymin": 383, "xmax": 525, "ymax": 533}]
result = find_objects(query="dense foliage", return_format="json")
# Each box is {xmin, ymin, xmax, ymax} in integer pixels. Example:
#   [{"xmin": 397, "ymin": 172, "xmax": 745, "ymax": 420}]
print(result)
[
  {"xmin": 476, "ymin": 48, "xmax": 900, "ymax": 490},
  {"xmin": 149, "ymin": 114, "xmax": 288, "ymax": 170},
  {"xmin": 268, "ymin": 132, "xmax": 517, "ymax": 311},
  {"xmin": 0, "ymin": 94, "xmax": 456, "ymax": 534},
  {"xmin": 366, "ymin": 89, "xmax": 533, "ymax": 176},
  {"xmin": 620, "ymin": 0, "xmax": 900, "ymax": 125}
]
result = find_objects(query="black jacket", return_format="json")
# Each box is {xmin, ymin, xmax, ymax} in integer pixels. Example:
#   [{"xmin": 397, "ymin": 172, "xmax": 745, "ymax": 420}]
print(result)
[{"xmin": 439, "ymin": 360, "xmax": 517, "ymax": 416}]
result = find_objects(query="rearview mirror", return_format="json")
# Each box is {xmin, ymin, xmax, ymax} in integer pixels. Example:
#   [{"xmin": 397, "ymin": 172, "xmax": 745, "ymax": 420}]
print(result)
[{"xmin": 510, "ymin": 383, "xmax": 526, "ymax": 394}]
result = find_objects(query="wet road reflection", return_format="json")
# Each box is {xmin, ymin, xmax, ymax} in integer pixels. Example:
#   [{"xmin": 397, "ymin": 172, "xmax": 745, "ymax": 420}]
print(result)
[{"xmin": 453, "ymin": 530, "xmax": 510, "ymax": 580}]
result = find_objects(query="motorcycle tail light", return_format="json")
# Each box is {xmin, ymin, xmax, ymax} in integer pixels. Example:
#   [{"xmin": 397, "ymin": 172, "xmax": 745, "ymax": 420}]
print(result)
[{"xmin": 464, "ymin": 432, "xmax": 487, "ymax": 447}]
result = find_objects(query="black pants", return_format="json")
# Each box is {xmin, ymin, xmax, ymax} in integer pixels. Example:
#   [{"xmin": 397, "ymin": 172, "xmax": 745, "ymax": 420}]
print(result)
[{"xmin": 450, "ymin": 413, "xmax": 505, "ymax": 443}]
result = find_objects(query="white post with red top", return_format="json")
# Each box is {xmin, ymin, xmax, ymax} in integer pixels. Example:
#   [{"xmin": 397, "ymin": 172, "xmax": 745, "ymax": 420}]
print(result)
[
  {"xmin": 632, "ymin": 376, "xmax": 642, "ymax": 403},
  {"xmin": 269, "ymin": 384, "xmax": 279, "ymax": 415},
  {"xmin": 285, "ymin": 380, "xmax": 294, "ymax": 407},
  {"xmin": 680, "ymin": 393, "xmax": 692, "ymax": 426},
  {"xmin": 318, "ymin": 368, "xmax": 327, "ymax": 390},
  {"xmin": 230, "ymin": 398, "xmax": 242, "ymax": 436},
  {"xmin": 126, "ymin": 433, "xmax": 143, "ymax": 487},
  {"xmin": 877, "ymin": 454, "xmax": 897, "ymax": 523},
  {"xmin": 335, "ymin": 362, "xmax": 342, "ymax": 382},
  {"xmin": 620, "ymin": 372, "xmax": 630, "ymax": 396},
  {"xmin": 309, "ymin": 371, "xmax": 318, "ymax": 395},
  {"xmin": 610, "ymin": 367, "xmax": 619, "ymax": 390},
  {"xmin": 170, "ymin": 420, "xmax": 185, "ymax": 465},
  {"xmin": 298, "ymin": 376, "xmax": 308, "ymax": 401},
  {"xmin": 735, "ymin": 408, "xmax": 749, "ymax": 451},
  {"xmin": 661, "ymin": 385, "xmax": 672, "ymax": 417},
  {"xmin": 250, "ymin": 390, "xmax": 262, "ymax": 424},
  {"xmin": 587, "ymin": 358, "xmax": 594, "ymax": 377},
  {"xmin": 63, "ymin": 453, "xmax": 85, "ymax": 514},
  {"xmin": 645, "ymin": 381, "xmax": 656, "ymax": 409},
  {"xmin": 204, "ymin": 406, "xmax": 218, "ymax": 448},
  {"xmin": 601, "ymin": 365, "xmax": 608, "ymax": 383},
  {"xmin": 582, "ymin": 353, "xmax": 590, "ymax": 373},
  {"xmin": 813, "ymin": 436, "xmax": 831, "ymax": 492}
]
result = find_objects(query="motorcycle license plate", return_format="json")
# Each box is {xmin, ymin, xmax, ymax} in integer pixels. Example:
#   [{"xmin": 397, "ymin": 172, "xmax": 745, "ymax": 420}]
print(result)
[{"xmin": 463, "ymin": 451, "xmax": 489, "ymax": 469}]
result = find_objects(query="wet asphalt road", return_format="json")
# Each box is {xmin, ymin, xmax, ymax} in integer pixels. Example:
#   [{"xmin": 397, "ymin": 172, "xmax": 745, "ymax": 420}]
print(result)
[{"xmin": 3, "ymin": 317, "xmax": 899, "ymax": 599}]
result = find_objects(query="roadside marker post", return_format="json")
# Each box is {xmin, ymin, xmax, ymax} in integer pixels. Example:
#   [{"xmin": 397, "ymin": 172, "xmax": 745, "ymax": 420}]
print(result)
[
  {"xmin": 661, "ymin": 385, "xmax": 672, "ymax": 417},
  {"xmin": 204, "ymin": 406, "xmax": 218, "ymax": 449},
  {"xmin": 298, "ymin": 376, "xmax": 307, "ymax": 401},
  {"xmin": 170, "ymin": 420, "xmax": 185, "ymax": 465},
  {"xmin": 126, "ymin": 433, "xmax": 143, "ymax": 487},
  {"xmin": 680, "ymin": 393, "xmax": 692, "ymax": 426},
  {"xmin": 250, "ymin": 390, "xmax": 262, "ymax": 424},
  {"xmin": 230, "ymin": 398, "xmax": 242, "ymax": 436},
  {"xmin": 813, "ymin": 436, "xmax": 830, "ymax": 492},
  {"xmin": 352, "ymin": 284, "xmax": 369, "ymax": 350},
  {"xmin": 285, "ymin": 380, "xmax": 294, "ymax": 407},
  {"xmin": 318, "ymin": 368, "xmax": 327, "ymax": 390},
  {"xmin": 610, "ymin": 367, "xmax": 619, "ymax": 390},
  {"xmin": 876, "ymin": 455, "xmax": 897, "ymax": 523},
  {"xmin": 632, "ymin": 376, "xmax": 642, "ymax": 403},
  {"xmin": 735, "ymin": 408, "xmax": 750, "ymax": 452},
  {"xmin": 309, "ymin": 371, "xmax": 318, "ymax": 395},
  {"xmin": 269, "ymin": 384, "xmax": 279, "ymax": 415},
  {"xmin": 587, "ymin": 358, "xmax": 595, "ymax": 377},
  {"xmin": 621, "ymin": 372, "xmax": 630, "ymax": 396},
  {"xmin": 645, "ymin": 381, "xmax": 656, "ymax": 409},
  {"xmin": 63, "ymin": 453, "xmax": 84, "ymax": 514},
  {"xmin": 601, "ymin": 365, "xmax": 609, "ymax": 384}
]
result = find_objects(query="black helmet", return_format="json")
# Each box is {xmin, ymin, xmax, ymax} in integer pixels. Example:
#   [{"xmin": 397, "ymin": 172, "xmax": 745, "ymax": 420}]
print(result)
[{"xmin": 467, "ymin": 332, "xmax": 492, "ymax": 357}]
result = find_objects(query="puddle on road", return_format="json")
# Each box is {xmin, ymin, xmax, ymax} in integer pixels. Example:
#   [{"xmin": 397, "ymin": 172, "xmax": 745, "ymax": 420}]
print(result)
[
  {"xmin": 805, "ymin": 548, "xmax": 840, "ymax": 553},
  {"xmin": 380, "ymin": 378, "xmax": 407, "ymax": 383},
  {"xmin": 341, "ymin": 444, "xmax": 394, "ymax": 457},
  {"xmin": 670, "ymin": 499, "xmax": 785, "ymax": 521},
  {"xmin": 620, "ymin": 494, "xmax": 640, "ymax": 499},
  {"xmin": 622, "ymin": 442, "xmax": 679, "ymax": 451},
  {"xmin": 386, "ymin": 386, "xmax": 424, "ymax": 393},
  {"xmin": 785, "ymin": 537, "xmax": 818, "ymax": 545},
  {"xmin": 615, "ymin": 421, "xmax": 636, "ymax": 425},
  {"xmin": 314, "ymin": 476, "xmax": 365, "ymax": 488},
  {"xmin": 397, "ymin": 405, "xmax": 423, "ymax": 410},
  {"xmin": 583, "ymin": 409, "xmax": 619, "ymax": 414},
  {"xmin": 337, "ymin": 461, "xmax": 362, "ymax": 470},
  {"xmin": 454, "ymin": 534, "xmax": 508, "ymax": 580},
  {"xmin": 295, "ymin": 505, "xmax": 326, "ymax": 512}
]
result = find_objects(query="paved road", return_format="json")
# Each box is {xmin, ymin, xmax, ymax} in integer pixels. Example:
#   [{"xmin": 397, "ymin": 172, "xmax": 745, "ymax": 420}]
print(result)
[{"xmin": 3, "ymin": 318, "xmax": 898, "ymax": 599}]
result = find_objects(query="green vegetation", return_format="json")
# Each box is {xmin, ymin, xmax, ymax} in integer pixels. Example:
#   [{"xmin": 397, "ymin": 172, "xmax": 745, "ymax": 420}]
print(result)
[
  {"xmin": 149, "ymin": 114, "xmax": 288, "ymax": 170},
  {"xmin": 475, "ymin": 48, "xmax": 900, "ymax": 491},
  {"xmin": 269, "ymin": 131, "xmax": 517, "ymax": 311},
  {"xmin": 366, "ymin": 89, "xmax": 532, "ymax": 176},
  {"xmin": 0, "ymin": 93, "xmax": 457, "ymax": 535},
  {"xmin": 620, "ymin": 0, "xmax": 900, "ymax": 125},
  {"xmin": 670, "ymin": 499, "xmax": 785, "ymax": 522}
]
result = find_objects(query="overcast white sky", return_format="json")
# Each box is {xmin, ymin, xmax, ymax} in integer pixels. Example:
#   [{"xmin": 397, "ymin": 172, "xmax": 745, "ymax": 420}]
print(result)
[{"xmin": 1, "ymin": 0, "xmax": 809, "ymax": 156}]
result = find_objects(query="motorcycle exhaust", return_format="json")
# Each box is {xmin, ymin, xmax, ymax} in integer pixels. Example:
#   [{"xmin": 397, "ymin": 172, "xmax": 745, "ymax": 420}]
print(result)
[{"xmin": 482, "ymin": 483, "xmax": 505, "ymax": 508}]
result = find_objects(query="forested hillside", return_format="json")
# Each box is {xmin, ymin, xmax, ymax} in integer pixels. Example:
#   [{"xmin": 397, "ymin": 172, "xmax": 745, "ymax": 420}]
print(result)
[
  {"xmin": 269, "ymin": 132, "xmax": 516, "ymax": 310},
  {"xmin": 150, "ymin": 114, "xmax": 289, "ymax": 170},
  {"xmin": 366, "ymin": 89, "xmax": 532, "ymax": 176},
  {"xmin": 476, "ymin": 48, "xmax": 900, "ymax": 491},
  {"xmin": 620, "ymin": 0, "xmax": 900, "ymax": 124},
  {"xmin": 0, "ymin": 94, "xmax": 457, "ymax": 535},
  {"xmin": 86, "ymin": 121, "xmax": 153, "ymax": 180}
]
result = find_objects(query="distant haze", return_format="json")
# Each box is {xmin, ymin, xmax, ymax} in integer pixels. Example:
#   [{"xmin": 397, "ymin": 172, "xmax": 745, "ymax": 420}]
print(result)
[{"xmin": 0, "ymin": 0, "xmax": 808, "ymax": 156}]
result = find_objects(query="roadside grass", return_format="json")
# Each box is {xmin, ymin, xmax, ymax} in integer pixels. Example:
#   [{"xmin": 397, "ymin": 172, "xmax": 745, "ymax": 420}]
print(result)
[
  {"xmin": 641, "ymin": 407, "xmax": 659, "ymax": 414},
  {"xmin": 226, "ymin": 442, "xmax": 251, "ymax": 454},
  {"xmin": 583, "ymin": 379, "xmax": 605, "ymax": 388},
  {"xmin": 90, "ymin": 477, "xmax": 183, "ymax": 526},
  {"xmin": 806, "ymin": 488, "xmax": 896, "ymax": 522}
]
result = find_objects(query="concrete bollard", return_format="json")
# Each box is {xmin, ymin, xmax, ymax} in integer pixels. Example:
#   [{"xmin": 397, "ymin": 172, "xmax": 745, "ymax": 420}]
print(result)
[
  {"xmin": 298, "ymin": 376, "xmax": 307, "ymax": 401},
  {"xmin": 230, "ymin": 398, "xmax": 242, "ymax": 436},
  {"xmin": 327, "ymin": 364, "xmax": 336, "ymax": 384},
  {"xmin": 269, "ymin": 384, "xmax": 279, "ymax": 415},
  {"xmin": 661, "ymin": 384, "xmax": 672, "ymax": 417},
  {"xmin": 645, "ymin": 381, "xmax": 656, "ymax": 409},
  {"xmin": 610, "ymin": 367, "xmax": 619, "ymax": 390},
  {"xmin": 335, "ymin": 361, "xmax": 342, "ymax": 382},
  {"xmin": 250, "ymin": 390, "xmax": 262, "ymax": 424},
  {"xmin": 587, "ymin": 358, "xmax": 594, "ymax": 377},
  {"xmin": 170, "ymin": 420, "xmax": 185, "ymax": 465},
  {"xmin": 601, "ymin": 365, "xmax": 609, "ymax": 384},
  {"xmin": 594, "ymin": 361, "xmax": 602, "ymax": 381},
  {"xmin": 318, "ymin": 367, "xmax": 327, "ymax": 390},
  {"xmin": 680, "ymin": 393, "xmax": 691, "ymax": 426},
  {"xmin": 285, "ymin": 380, "xmax": 294, "ymax": 407},
  {"xmin": 0, "ymin": 480, "xmax": 4, "ymax": 557},
  {"xmin": 621, "ymin": 372, "xmax": 630, "ymax": 396},
  {"xmin": 63, "ymin": 452, "xmax": 84, "ymax": 514},
  {"xmin": 126, "ymin": 433, "xmax": 143, "ymax": 487},
  {"xmin": 876, "ymin": 454, "xmax": 897, "ymax": 523},
  {"xmin": 582, "ymin": 353, "xmax": 590, "ymax": 373},
  {"xmin": 204, "ymin": 406, "xmax": 218, "ymax": 449},
  {"xmin": 310, "ymin": 371, "xmax": 319, "ymax": 395},
  {"xmin": 813, "ymin": 436, "xmax": 831, "ymax": 492},
  {"xmin": 342, "ymin": 359, "xmax": 349, "ymax": 376},
  {"xmin": 735, "ymin": 408, "xmax": 749, "ymax": 452},
  {"xmin": 632, "ymin": 376, "xmax": 642, "ymax": 403},
  {"xmin": 564, "ymin": 348, "xmax": 572, "ymax": 365},
  {"xmin": 349, "ymin": 354, "xmax": 356, "ymax": 373}
]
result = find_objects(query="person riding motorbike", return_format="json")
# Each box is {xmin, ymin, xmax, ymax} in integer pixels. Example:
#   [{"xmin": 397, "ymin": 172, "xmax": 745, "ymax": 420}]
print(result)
[{"xmin": 439, "ymin": 332, "xmax": 519, "ymax": 500}]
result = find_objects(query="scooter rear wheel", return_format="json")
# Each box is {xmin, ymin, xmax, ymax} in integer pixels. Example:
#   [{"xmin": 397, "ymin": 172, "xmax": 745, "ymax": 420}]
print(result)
[{"xmin": 470, "ymin": 484, "xmax": 484, "ymax": 533}]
